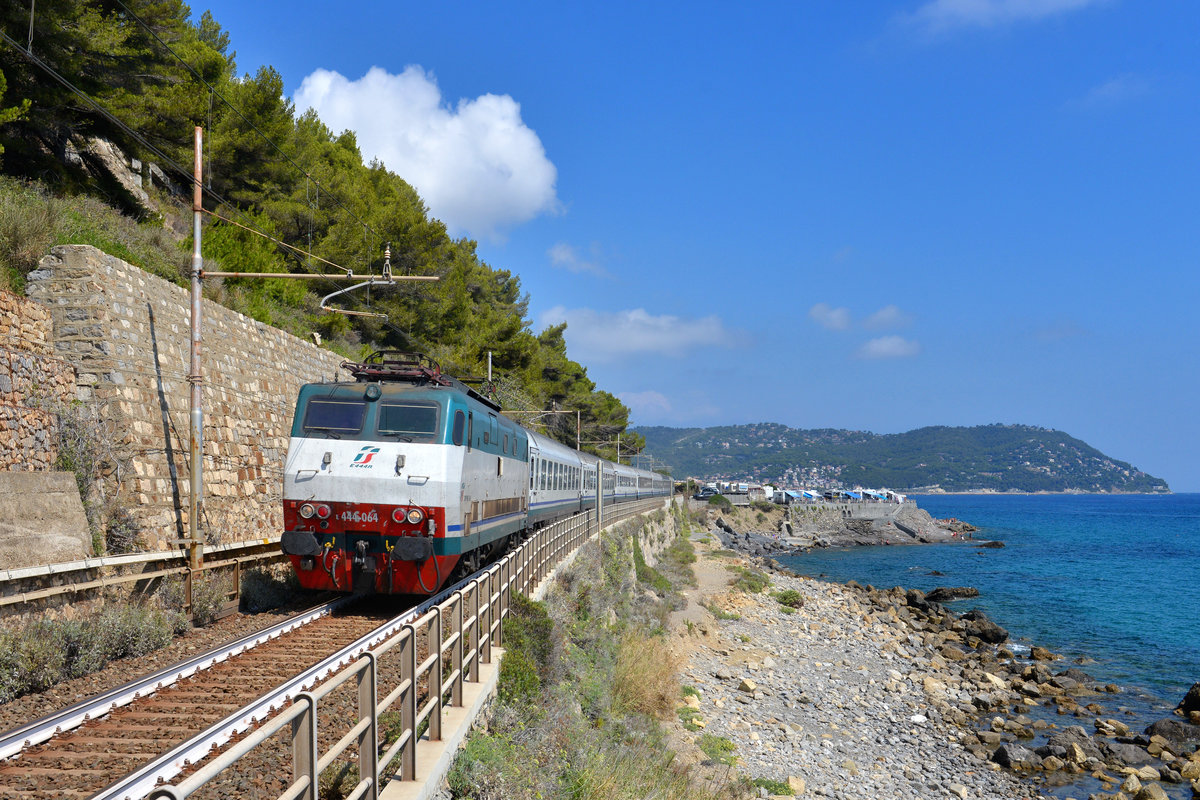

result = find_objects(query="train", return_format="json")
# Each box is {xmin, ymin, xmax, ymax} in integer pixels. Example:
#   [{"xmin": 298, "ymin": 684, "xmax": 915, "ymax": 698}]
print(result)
[{"xmin": 279, "ymin": 352, "xmax": 672, "ymax": 594}]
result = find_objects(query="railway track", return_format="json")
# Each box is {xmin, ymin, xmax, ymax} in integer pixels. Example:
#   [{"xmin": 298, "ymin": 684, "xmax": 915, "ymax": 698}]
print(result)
[
  {"xmin": 0, "ymin": 597, "xmax": 423, "ymax": 800},
  {"xmin": 0, "ymin": 503, "xmax": 648, "ymax": 800}
]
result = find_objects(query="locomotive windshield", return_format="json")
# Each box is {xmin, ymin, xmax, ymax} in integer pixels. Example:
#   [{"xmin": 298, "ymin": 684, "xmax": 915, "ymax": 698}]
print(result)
[
  {"xmin": 301, "ymin": 399, "xmax": 366, "ymax": 436},
  {"xmin": 378, "ymin": 402, "xmax": 439, "ymax": 441}
]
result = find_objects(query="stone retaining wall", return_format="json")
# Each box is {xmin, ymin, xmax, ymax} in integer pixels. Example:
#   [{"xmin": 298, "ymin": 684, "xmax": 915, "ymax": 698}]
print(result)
[
  {"xmin": 0, "ymin": 290, "xmax": 77, "ymax": 471},
  {"xmin": 25, "ymin": 245, "xmax": 351, "ymax": 551}
]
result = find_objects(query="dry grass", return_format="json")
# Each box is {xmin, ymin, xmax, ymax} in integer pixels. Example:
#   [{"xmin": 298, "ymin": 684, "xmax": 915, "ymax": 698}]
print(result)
[{"xmin": 613, "ymin": 629, "xmax": 681, "ymax": 719}]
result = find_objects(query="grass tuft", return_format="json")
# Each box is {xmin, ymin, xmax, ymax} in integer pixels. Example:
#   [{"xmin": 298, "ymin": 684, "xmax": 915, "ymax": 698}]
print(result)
[
  {"xmin": 698, "ymin": 734, "xmax": 738, "ymax": 766},
  {"xmin": 613, "ymin": 629, "xmax": 680, "ymax": 718}
]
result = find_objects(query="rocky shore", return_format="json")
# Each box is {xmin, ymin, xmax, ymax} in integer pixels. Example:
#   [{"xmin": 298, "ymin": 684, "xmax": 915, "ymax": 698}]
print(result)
[
  {"xmin": 707, "ymin": 500, "xmax": 983, "ymax": 560},
  {"xmin": 667, "ymin": 521, "xmax": 1200, "ymax": 800}
]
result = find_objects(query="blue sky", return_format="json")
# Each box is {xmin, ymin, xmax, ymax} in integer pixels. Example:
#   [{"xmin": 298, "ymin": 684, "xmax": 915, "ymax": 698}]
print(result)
[{"xmin": 196, "ymin": 0, "xmax": 1199, "ymax": 490}]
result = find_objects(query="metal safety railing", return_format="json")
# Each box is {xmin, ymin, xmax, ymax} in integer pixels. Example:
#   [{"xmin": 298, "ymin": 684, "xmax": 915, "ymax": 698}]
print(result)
[
  {"xmin": 0, "ymin": 537, "xmax": 283, "ymax": 614},
  {"xmin": 146, "ymin": 496, "xmax": 665, "ymax": 800}
]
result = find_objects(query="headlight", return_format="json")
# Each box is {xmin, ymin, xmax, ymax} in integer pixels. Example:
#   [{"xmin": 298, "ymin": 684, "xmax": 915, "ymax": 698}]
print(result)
[
  {"xmin": 315, "ymin": 504, "xmax": 331, "ymax": 519},
  {"xmin": 406, "ymin": 508, "xmax": 426, "ymax": 525},
  {"xmin": 299, "ymin": 503, "xmax": 315, "ymax": 519},
  {"xmin": 392, "ymin": 508, "xmax": 406, "ymax": 523}
]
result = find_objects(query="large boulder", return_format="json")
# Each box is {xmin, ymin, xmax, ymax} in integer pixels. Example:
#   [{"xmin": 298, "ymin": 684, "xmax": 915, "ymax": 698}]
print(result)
[
  {"xmin": 961, "ymin": 609, "xmax": 1009, "ymax": 644},
  {"xmin": 1103, "ymin": 740, "xmax": 1154, "ymax": 767},
  {"xmin": 1046, "ymin": 726, "xmax": 1104, "ymax": 761},
  {"xmin": 905, "ymin": 588, "xmax": 930, "ymax": 611},
  {"xmin": 992, "ymin": 742, "xmax": 1042, "ymax": 770},
  {"xmin": 926, "ymin": 586, "xmax": 980, "ymax": 603},
  {"xmin": 1145, "ymin": 717, "xmax": 1200, "ymax": 743},
  {"xmin": 1177, "ymin": 683, "xmax": 1200, "ymax": 716}
]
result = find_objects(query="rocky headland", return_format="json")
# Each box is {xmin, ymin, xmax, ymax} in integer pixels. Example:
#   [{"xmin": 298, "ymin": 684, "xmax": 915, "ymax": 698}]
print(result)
[
  {"xmin": 666, "ymin": 516, "xmax": 1200, "ymax": 800},
  {"xmin": 706, "ymin": 500, "xmax": 983, "ymax": 560}
]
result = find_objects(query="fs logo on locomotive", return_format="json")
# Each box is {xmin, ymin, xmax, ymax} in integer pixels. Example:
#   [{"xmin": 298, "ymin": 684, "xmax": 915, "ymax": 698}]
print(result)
[{"xmin": 350, "ymin": 446, "xmax": 381, "ymax": 468}]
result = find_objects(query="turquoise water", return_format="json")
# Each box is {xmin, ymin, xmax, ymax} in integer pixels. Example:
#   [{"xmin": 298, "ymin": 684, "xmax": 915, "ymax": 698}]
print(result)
[{"xmin": 778, "ymin": 493, "xmax": 1200, "ymax": 710}]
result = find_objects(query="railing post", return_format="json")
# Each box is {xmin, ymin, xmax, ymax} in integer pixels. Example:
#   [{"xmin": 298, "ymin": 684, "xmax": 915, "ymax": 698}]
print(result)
[
  {"xmin": 520, "ymin": 537, "xmax": 529, "ymax": 594},
  {"xmin": 497, "ymin": 556, "xmax": 508, "ymax": 648},
  {"xmin": 452, "ymin": 590, "xmax": 464, "ymax": 707},
  {"xmin": 468, "ymin": 580, "xmax": 480, "ymax": 682},
  {"xmin": 359, "ymin": 654, "xmax": 379, "ymax": 800},
  {"xmin": 430, "ymin": 608, "xmax": 443, "ymax": 741},
  {"xmin": 401, "ymin": 625, "xmax": 416, "ymax": 780},
  {"xmin": 293, "ymin": 693, "xmax": 318, "ymax": 800},
  {"xmin": 482, "ymin": 570, "xmax": 493, "ymax": 663}
]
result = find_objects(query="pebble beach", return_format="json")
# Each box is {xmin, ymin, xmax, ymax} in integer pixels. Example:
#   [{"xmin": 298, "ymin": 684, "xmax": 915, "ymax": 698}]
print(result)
[{"xmin": 667, "ymin": 520, "xmax": 1200, "ymax": 800}]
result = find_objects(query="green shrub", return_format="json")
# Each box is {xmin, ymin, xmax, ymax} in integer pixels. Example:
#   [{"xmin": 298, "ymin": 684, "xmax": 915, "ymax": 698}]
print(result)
[
  {"xmin": 706, "ymin": 494, "xmax": 732, "ymax": 510},
  {"xmin": 731, "ymin": 566, "xmax": 769, "ymax": 594},
  {"xmin": 753, "ymin": 776, "xmax": 794, "ymax": 795},
  {"xmin": 677, "ymin": 705, "xmax": 702, "ymax": 731},
  {"xmin": 0, "ymin": 629, "xmax": 21, "ymax": 703},
  {"xmin": 498, "ymin": 594, "xmax": 554, "ymax": 703},
  {"xmin": 190, "ymin": 574, "xmax": 228, "ymax": 627},
  {"xmin": 498, "ymin": 649, "xmax": 541, "ymax": 704},
  {"xmin": 773, "ymin": 589, "xmax": 803, "ymax": 608},
  {"xmin": 698, "ymin": 734, "xmax": 737, "ymax": 765},
  {"xmin": 16, "ymin": 620, "xmax": 66, "ymax": 693},
  {"xmin": 0, "ymin": 598, "xmax": 185, "ymax": 702},
  {"xmin": 447, "ymin": 731, "xmax": 518, "ymax": 797},
  {"xmin": 632, "ymin": 538, "xmax": 671, "ymax": 594},
  {"xmin": 58, "ymin": 619, "xmax": 107, "ymax": 679}
]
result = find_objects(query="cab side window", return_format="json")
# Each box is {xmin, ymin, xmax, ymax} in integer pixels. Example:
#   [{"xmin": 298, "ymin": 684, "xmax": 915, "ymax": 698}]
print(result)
[{"xmin": 452, "ymin": 410, "xmax": 465, "ymax": 446}]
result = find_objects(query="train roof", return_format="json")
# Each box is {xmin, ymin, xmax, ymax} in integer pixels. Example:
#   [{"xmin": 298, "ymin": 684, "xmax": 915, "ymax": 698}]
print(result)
[{"xmin": 334, "ymin": 351, "xmax": 501, "ymax": 412}]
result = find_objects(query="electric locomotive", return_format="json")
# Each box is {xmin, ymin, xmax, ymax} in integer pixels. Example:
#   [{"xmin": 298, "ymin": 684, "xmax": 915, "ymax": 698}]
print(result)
[
  {"xmin": 280, "ymin": 351, "xmax": 672, "ymax": 595},
  {"xmin": 281, "ymin": 353, "xmax": 529, "ymax": 594}
]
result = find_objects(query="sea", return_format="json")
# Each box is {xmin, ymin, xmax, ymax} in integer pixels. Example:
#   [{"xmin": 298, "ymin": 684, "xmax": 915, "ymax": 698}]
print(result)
[{"xmin": 777, "ymin": 493, "xmax": 1200, "ymax": 796}]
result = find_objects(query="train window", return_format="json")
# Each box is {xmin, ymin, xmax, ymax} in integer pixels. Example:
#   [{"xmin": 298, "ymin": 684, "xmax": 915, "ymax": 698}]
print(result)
[
  {"xmin": 378, "ymin": 403, "xmax": 438, "ymax": 441},
  {"xmin": 302, "ymin": 400, "xmax": 365, "ymax": 435},
  {"xmin": 504, "ymin": 433, "xmax": 509, "ymax": 453},
  {"xmin": 468, "ymin": 413, "xmax": 474, "ymax": 450},
  {"xmin": 452, "ymin": 410, "xmax": 465, "ymax": 446}
]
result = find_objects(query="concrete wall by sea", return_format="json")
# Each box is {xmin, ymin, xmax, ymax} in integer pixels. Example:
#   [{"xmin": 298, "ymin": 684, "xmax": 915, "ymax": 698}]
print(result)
[{"xmin": 25, "ymin": 245, "xmax": 351, "ymax": 551}]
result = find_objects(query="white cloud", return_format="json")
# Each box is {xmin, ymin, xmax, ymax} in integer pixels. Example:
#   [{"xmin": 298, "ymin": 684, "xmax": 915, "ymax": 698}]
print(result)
[
  {"xmin": 547, "ymin": 242, "xmax": 610, "ymax": 277},
  {"xmin": 540, "ymin": 306, "xmax": 744, "ymax": 363},
  {"xmin": 905, "ymin": 0, "xmax": 1104, "ymax": 34},
  {"xmin": 619, "ymin": 390, "xmax": 673, "ymax": 419},
  {"xmin": 808, "ymin": 303, "xmax": 852, "ymax": 331},
  {"xmin": 619, "ymin": 389, "xmax": 721, "ymax": 425},
  {"xmin": 294, "ymin": 66, "xmax": 559, "ymax": 240},
  {"xmin": 857, "ymin": 335, "xmax": 922, "ymax": 359},
  {"xmin": 1069, "ymin": 74, "xmax": 1152, "ymax": 110},
  {"xmin": 864, "ymin": 304, "xmax": 913, "ymax": 330}
]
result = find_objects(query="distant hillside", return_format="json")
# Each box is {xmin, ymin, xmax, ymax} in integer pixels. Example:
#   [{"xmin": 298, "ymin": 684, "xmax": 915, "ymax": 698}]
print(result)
[{"xmin": 635, "ymin": 423, "xmax": 1169, "ymax": 493}]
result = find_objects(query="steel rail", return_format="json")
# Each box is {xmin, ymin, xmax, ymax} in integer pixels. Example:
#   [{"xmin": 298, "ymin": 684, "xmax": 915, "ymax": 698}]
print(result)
[
  {"xmin": 90, "ymin": 559, "xmax": 505, "ymax": 800},
  {"xmin": 138, "ymin": 500, "xmax": 664, "ymax": 800},
  {"xmin": 0, "ymin": 599, "xmax": 340, "ymax": 761}
]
